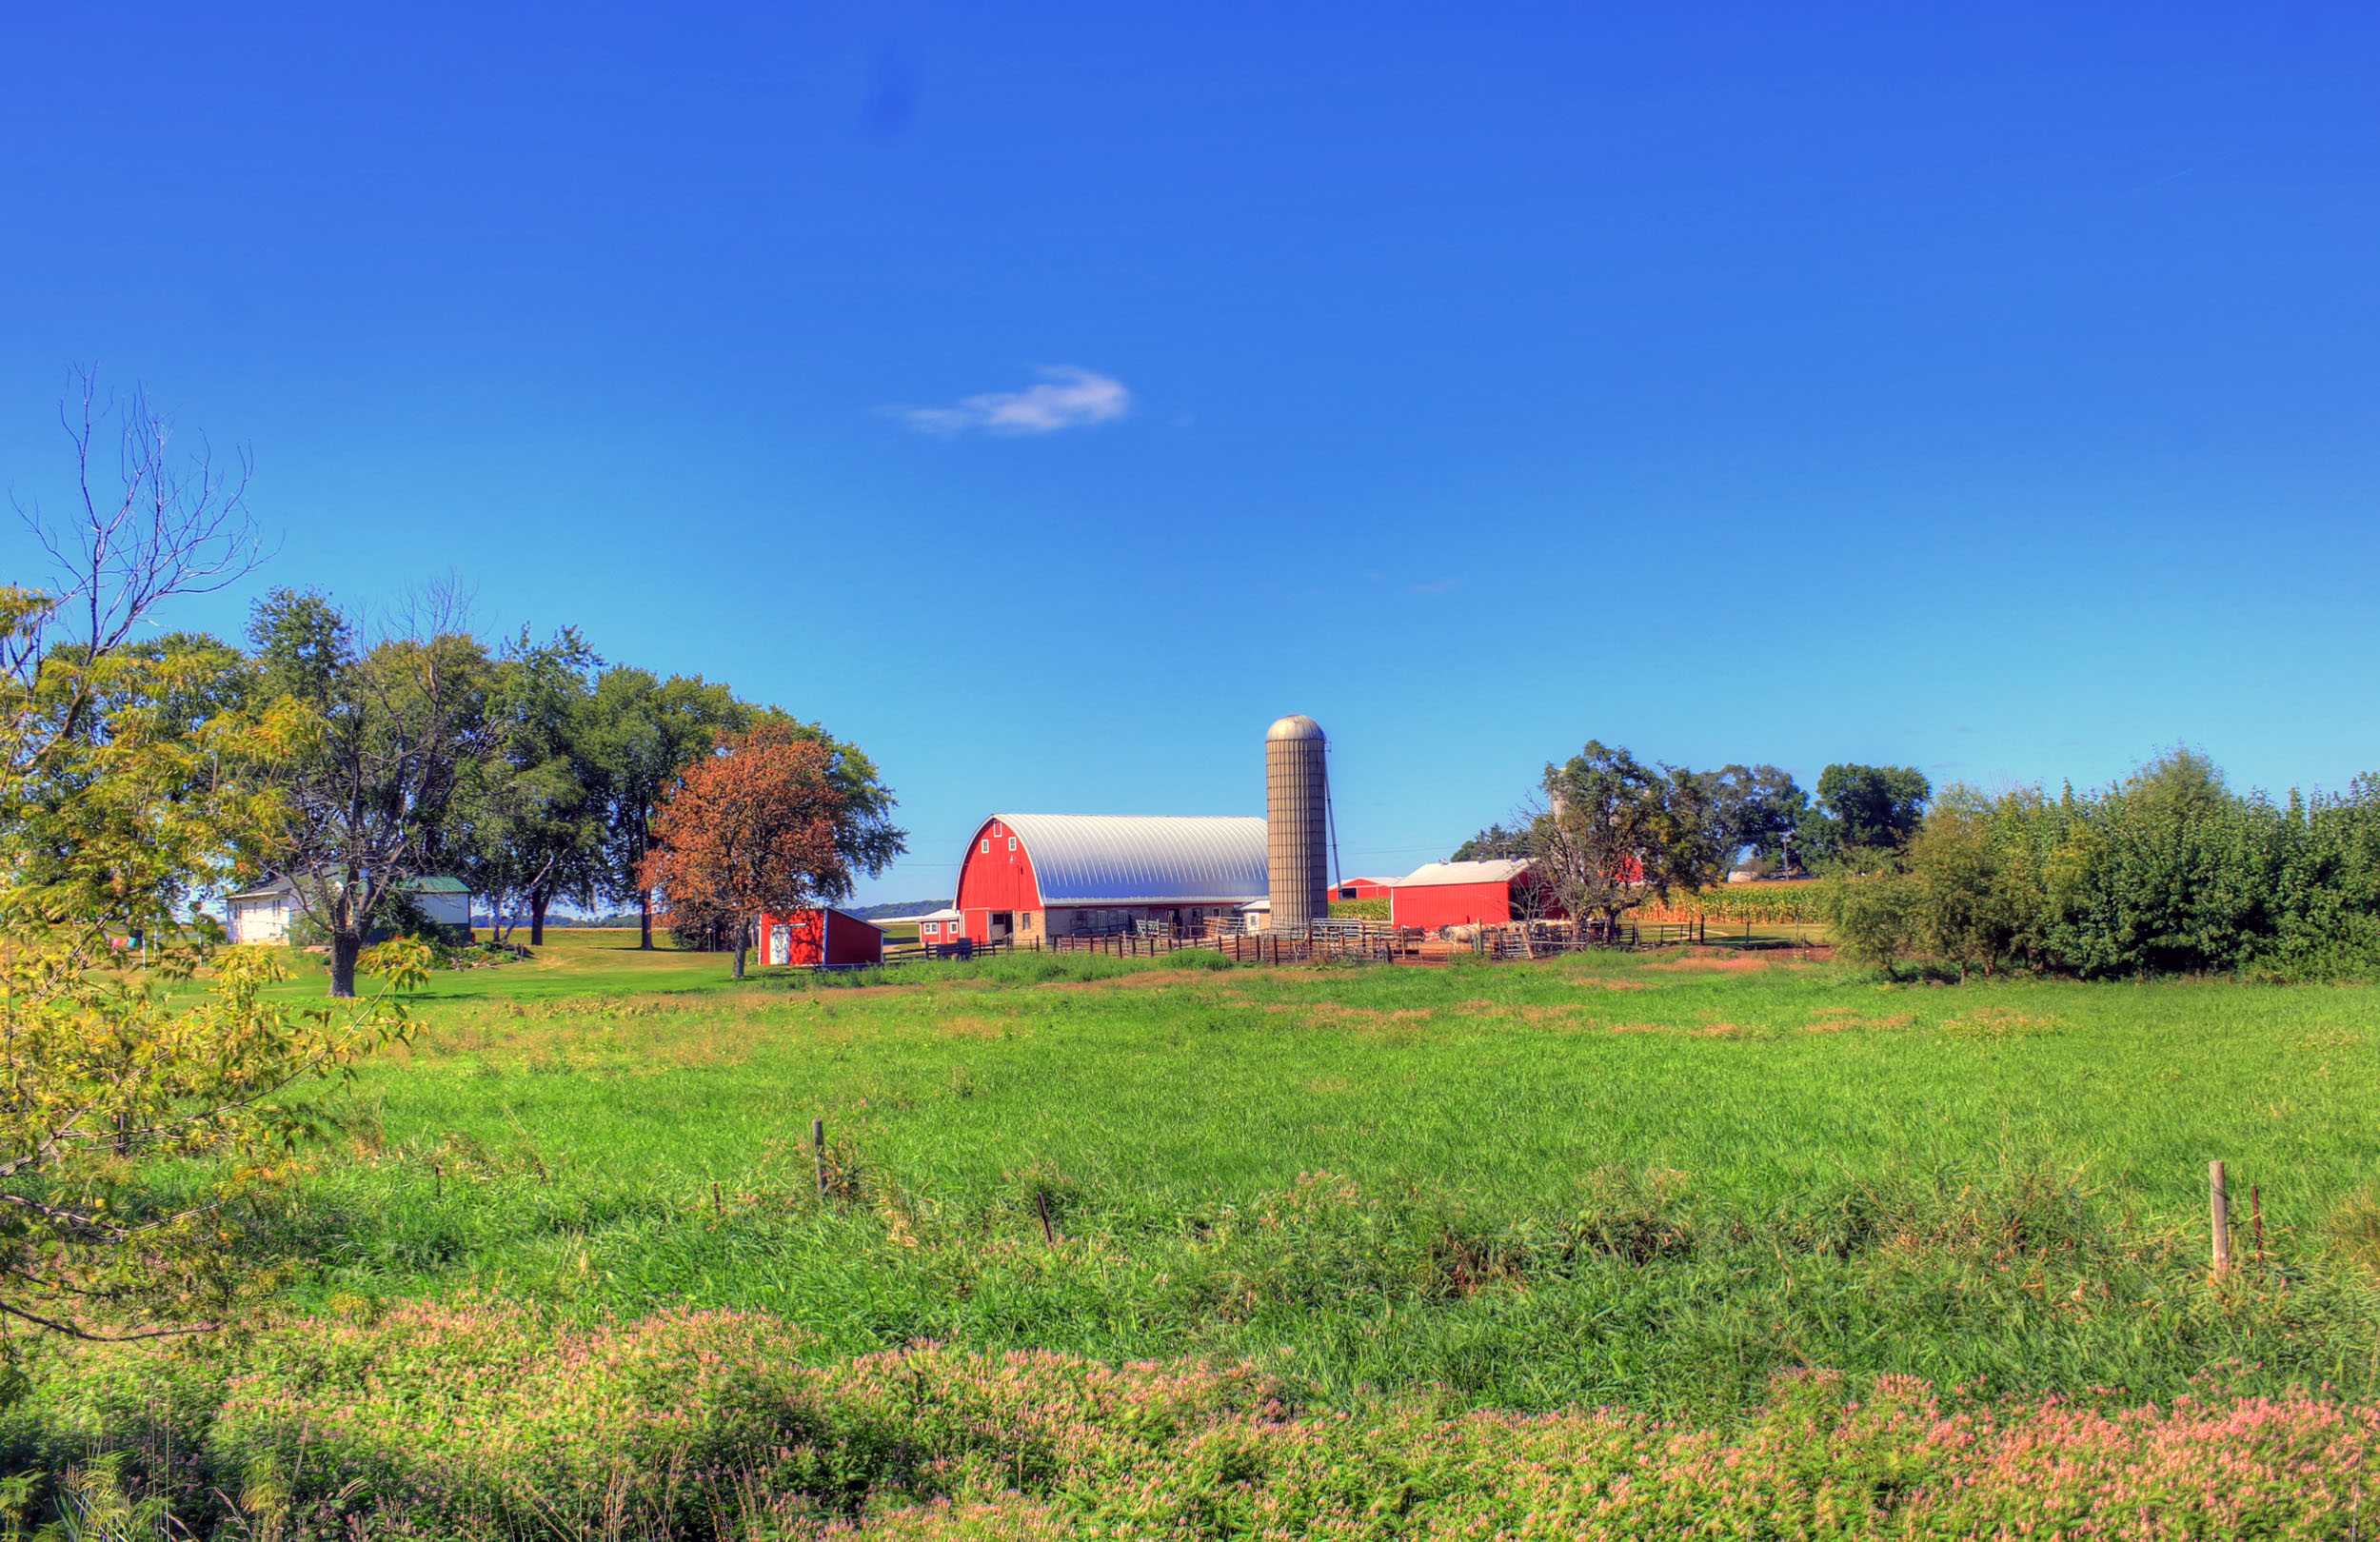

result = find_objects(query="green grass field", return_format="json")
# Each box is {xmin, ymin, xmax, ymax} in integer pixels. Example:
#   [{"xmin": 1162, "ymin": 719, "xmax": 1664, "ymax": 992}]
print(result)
[
  {"xmin": 227, "ymin": 930, "xmax": 2380, "ymax": 1414},
  {"xmin": 21, "ymin": 931, "xmax": 2380, "ymax": 1536}
]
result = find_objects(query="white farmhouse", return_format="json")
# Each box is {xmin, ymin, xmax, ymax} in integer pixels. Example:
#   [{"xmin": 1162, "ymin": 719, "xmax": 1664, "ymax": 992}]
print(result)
[{"xmin": 225, "ymin": 875, "xmax": 475, "ymax": 944}]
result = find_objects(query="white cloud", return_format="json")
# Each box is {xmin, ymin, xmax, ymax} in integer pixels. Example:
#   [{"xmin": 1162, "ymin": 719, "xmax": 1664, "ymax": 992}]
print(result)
[{"xmin": 895, "ymin": 366, "xmax": 1131, "ymax": 435}]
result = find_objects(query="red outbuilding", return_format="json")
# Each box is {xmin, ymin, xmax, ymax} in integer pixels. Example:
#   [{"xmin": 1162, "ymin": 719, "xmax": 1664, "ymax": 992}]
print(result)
[
  {"xmin": 755, "ymin": 908, "xmax": 884, "ymax": 968},
  {"xmin": 1330, "ymin": 877, "xmax": 1398, "ymax": 902},
  {"xmin": 1388, "ymin": 860, "xmax": 1564, "ymax": 932}
]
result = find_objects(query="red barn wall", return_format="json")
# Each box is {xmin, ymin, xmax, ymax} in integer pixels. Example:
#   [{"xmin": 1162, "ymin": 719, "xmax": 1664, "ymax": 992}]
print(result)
[
  {"xmin": 954, "ymin": 818, "xmax": 1044, "ymax": 942},
  {"xmin": 1392, "ymin": 875, "xmax": 1566, "ymax": 931},
  {"xmin": 1391, "ymin": 880, "xmax": 1516, "ymax": 931},
  {"xmin": 823, "ymin": 911, "xmax": 883, "ymax": 967}
]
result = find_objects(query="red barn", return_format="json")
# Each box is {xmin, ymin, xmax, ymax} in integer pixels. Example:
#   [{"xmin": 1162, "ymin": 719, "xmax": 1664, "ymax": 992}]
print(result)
[
  {"xmin": 954, "ymin": 813, "xmax": 1269, "ymax": 943},
  {"xmin": 1388, "ymin": 860, "xmax": 1563, "ymax": 932},
  {"xmin": 1330, "ymin": 877, "xmax": 1397, "ymax": 902},
  {"xmin": 755, "ymin": 908, "xmax": 884, "ymax": 968}
]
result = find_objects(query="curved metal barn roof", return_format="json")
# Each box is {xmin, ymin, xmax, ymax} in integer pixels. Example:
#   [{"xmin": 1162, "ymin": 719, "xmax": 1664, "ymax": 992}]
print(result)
[{"xmin": 991, "ymin": 813, "xmax": 1269, "ymax": 905}]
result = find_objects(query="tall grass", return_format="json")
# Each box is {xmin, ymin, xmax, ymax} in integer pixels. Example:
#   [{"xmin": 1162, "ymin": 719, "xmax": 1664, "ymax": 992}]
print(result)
[
  {"xmin": 21, "ymin": 942, "xmax": 2380, "ymax": 1532},
  {"xmin": 10, "ymin": 1305, "xmax": 2379, "ymax": 1540},
  {"xmin": 141, "ymin": 946, "xmax": 2380, "ymax": 1415}
]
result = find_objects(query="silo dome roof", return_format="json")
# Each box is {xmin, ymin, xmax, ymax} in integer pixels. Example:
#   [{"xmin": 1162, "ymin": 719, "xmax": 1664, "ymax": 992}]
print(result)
[{"xmin": 1266, "ymin": 714, "xmax": 1325, "ymax": 741}]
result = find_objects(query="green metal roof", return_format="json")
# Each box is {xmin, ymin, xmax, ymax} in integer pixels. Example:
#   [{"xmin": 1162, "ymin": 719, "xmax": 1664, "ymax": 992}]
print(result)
[{"xmin": 228, "ymin": 874, "xmax": 471, "ymax": 900}]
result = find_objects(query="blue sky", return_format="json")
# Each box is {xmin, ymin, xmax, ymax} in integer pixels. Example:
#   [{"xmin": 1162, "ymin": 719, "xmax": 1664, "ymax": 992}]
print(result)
[{"xmin": 3, "ymin": 3, "xmax": 2376, "ymax": 903}]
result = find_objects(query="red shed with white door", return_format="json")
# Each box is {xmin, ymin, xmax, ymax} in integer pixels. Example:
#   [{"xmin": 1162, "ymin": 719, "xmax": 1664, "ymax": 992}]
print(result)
[{"xmin": 755, "ymin": 908, "xmax": 884, "ymax": 968}]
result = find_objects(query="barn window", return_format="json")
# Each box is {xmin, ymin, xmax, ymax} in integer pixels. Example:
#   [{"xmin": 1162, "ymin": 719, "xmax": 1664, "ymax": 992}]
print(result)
[
  {"xmin": 980, "ymin": 839, "xmax": 989, "ymax": 854},
  {"xmin": 1007, "ymin": 837, "xmax": 1017, "ymax": 851},
  {"xmin": 1021, "ymin": 913, "xmax": 1033, "ymax": 926},
  {"xmin": 922, "ymin": 921, "xmax": 938, "ymax": 935}
]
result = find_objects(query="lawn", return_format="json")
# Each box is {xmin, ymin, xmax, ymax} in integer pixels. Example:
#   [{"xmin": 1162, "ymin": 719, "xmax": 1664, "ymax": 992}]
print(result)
[{"xmin": 230, "ymin": 931, "xmax": 2380, "ymax": 1413}]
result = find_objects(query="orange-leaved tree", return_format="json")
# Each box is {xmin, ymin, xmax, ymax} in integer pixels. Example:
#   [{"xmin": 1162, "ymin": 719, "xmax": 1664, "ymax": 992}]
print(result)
[{"xmin": 642, "ymin": 721, "xmax": 883, "ymax": 978}]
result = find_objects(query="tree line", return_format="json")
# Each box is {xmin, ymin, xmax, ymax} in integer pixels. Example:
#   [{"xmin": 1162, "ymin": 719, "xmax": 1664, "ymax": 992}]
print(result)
[
  {"xmin": 0, "ymin": 372, "xmax": 915, "ymax": 1354},
  {"xmin": 7, "ymin": 386, "xmax": 904, "ymax": 1001},
  {"xmin": 1836, "ymin": 748, "xmax": 2380, "ymax": 982},
  {"xmin": 238, "ymin": 586, "xmax": 904, "ymax": 993},
  {"xmin": 1453, "ymin": 744, "xmax": 1931, "ymax": 929},
  {"xmin": 1466, "ymin": 738, "xmax": 2380, "ymax": 981}
]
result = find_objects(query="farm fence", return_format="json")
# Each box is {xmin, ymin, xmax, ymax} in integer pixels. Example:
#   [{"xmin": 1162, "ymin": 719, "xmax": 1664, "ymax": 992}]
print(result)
[{"xmin": 859, "ymin": 915, "xmax": 1824, "ymax": 973}]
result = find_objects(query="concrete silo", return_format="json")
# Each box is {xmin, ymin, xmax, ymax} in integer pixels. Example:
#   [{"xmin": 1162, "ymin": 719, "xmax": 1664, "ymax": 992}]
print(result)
[{"xmin": 1265, "ymin": 715, "xmax": 1329, "ymax": 936}]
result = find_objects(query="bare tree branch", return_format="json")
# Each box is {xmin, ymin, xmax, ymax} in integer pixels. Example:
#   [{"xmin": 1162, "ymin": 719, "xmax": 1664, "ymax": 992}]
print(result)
[
  {"xmin": 0, "ymin": 1297, "xmax": 215, "ymax": 1342},
  {"xmin": 10, "ymin": 366, "xmax": 275, "ymax": 686}
]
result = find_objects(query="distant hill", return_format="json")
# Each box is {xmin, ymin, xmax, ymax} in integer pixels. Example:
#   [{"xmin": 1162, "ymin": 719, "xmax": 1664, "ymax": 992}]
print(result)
[{"xmin": 845, "ymin": 899, "xmax": 953, "ymax": 920}]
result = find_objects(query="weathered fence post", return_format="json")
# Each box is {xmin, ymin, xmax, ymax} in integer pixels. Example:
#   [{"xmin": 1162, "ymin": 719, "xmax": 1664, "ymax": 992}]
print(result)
[
  {"xmin": 814, "ymin": 1117, "xmax": 828, "ymax": 1199},
  {"xmin": 2211, "ymin": 1160, "xmax": 2231, "ymax": 1276}
]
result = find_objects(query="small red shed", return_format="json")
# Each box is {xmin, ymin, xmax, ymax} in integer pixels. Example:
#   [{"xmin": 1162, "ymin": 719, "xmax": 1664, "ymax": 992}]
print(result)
[
  {"xmin": 755, "ymin": 908, "xmax": 883, "ymax": 969},
  {"xmin": 1330, "ymin": 877, "xmax": 1397, "ymax": 902},
  {"xmin": 1388, "ymin": 860, "xmax": 1564, "ymax": 932},
  {"xmin": 908, "ymin": 907, "xmax": 965, "ymax": 945}
]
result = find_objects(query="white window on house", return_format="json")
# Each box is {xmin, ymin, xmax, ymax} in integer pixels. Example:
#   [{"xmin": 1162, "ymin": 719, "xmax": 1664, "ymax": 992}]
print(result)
[
  {"xmin": 981, "ymin": 839, "xmax": 990, "ymax": 854},
  {"xmin": 1007, "ymin": 837, "xmax": 1017, "ymax": 851},
  {"xmin": 922, "ymin": 921, "xmax": 939, "ymax": 935}
]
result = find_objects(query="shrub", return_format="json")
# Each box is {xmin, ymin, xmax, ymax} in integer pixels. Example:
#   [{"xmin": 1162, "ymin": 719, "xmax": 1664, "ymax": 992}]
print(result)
[{"xmin": 1828, "ymin": 874, "xmax": 1917, "ymax": 973}]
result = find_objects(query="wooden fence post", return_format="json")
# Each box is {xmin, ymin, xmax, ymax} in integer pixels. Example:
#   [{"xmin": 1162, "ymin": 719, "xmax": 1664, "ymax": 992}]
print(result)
[{"xmin": 2211, "ymin": 1160, "xmax": 2231, "ymax": 1276}]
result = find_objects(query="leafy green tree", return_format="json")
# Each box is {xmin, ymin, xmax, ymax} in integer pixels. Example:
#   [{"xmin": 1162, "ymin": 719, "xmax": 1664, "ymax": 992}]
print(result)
[
  {"xmin": 0, "ymin": 372, "xmax": 410, "ymax": 1356},
  {"xmin": 453, "ymin": 628, "xmax": 605, "ymax": 943},
  {"xmin": 1654, "ymin": 762, "xmax": 1733, "ymax": 900},
  {"xmin": 1800, "ymin": 763, "xmax": 1932, "ymax": 868},
  {"xmin": 1828, "ymin": 873, "xmax": 1917, "ymax": 975},
  {"xmin": 579, "ymin": 668, "xmax": 745, "ymax": 948},
  {"xmin": 1906, "ymin": 791, "xmax": 2027, "ymax": 980},
  {"xmin": 243, "ymin": 589, "xmax": 497, "ymax": 997},
  {"xmin": 1532, "ymin": 742, "xmax": 1672, "ymax": 931},
  {"xmin": 7, "ymin": 631, "xmax": 254, "ymax": 935},
  {"xmin": 1450, "ymin": 823, "xmax": 1531, "ymax": 862},
  {"xmin": 0, "ymin": 589, "xmax": 418, "ymax": 1361},
  {"xmin": 1697, "ymin": 764, "xmax": 1808, "ymax": 871}
]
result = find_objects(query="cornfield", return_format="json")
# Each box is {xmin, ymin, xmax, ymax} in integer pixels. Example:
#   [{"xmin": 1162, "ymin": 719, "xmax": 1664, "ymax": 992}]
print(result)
[{"xmin": 1634, "ymin": 880, "xmax": 1837, "ymax": 924}]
